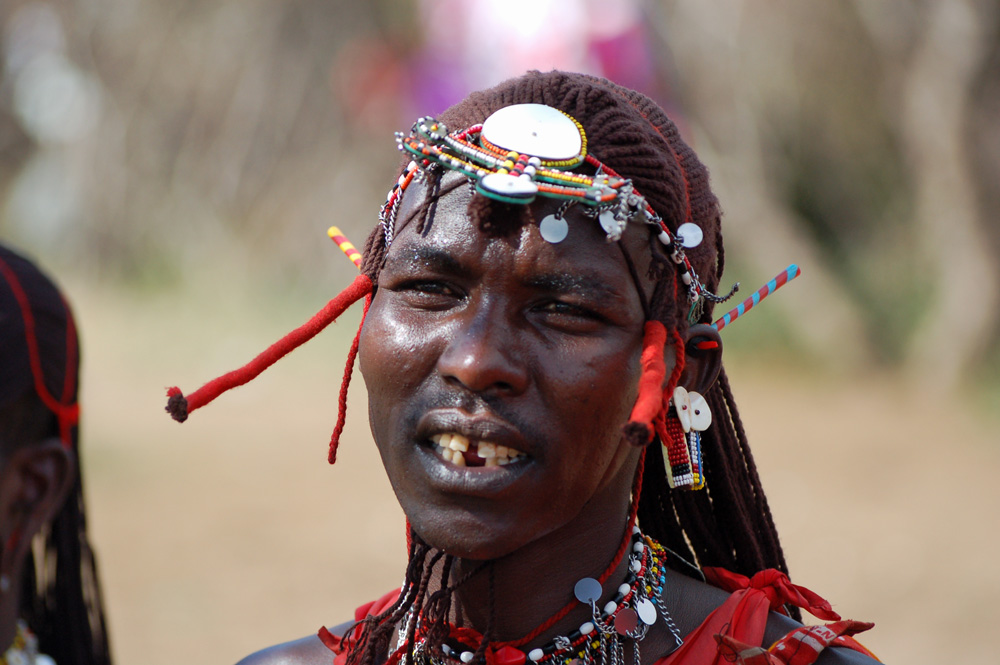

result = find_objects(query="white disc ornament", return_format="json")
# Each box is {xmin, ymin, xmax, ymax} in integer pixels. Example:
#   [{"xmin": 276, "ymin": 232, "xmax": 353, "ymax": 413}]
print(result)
[
  {"xmin": 574, "ymin": 577, "xmax": 603, "ymax": 604},
  {"xmin": 688, "ymin": 391, "xmax": 712, "ymax": 431},
  {"xmin": 636, "ymin": 597, "xmax": 657, "ymax": 625},
  {"xmin": 599, "ymin": 210, "xmax": 620, "ymax": 237},
  {"xmin": 481, "ymin": 104, "xmax": 584, "ymax": 163},
  {"xmin": 478, "ymin": 173, "xmax": 538, "ymax": 201},
  {"xmin": 676, "ymin": 222, "xmax": 703, "ymax": 248},
  {"xmin": 539, "ymin": 214, "xmax": 569, "ymax": 243},
  {"xmin": 672, "ymin": 385, "xmax": 692, "ymax": 433}
]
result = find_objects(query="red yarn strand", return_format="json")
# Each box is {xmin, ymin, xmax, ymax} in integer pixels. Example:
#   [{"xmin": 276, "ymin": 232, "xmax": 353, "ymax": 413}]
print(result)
[
  {"xmin": 623, "ymin": 321, "xmax": 668, "ymax": 445},
  {"xmin": 329, "ymin": 293, "xmax": 372, "ymax": 464},
  {"xmin": 166, "ymin": 273, "xmax": 373, "ymax": 421}
]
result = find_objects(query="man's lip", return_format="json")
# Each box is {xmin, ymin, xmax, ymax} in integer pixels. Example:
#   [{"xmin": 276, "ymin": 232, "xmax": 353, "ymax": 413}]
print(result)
[{"xmin": 415, "ymin": 408, "xmax": 533, "ymax": 458}]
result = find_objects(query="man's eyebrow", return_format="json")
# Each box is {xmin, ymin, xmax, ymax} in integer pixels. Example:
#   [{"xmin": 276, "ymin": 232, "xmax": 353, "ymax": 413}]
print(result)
[
  {"xmin": 525, "ymin": 273, "xmax": 626, "ymax": 302},
  {"xmin": 384, "ymin": 245, "xmax": 464, "ymax": 274}
]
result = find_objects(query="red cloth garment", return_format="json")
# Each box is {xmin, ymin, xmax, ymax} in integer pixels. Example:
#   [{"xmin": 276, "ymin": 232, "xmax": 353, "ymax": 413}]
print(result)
[
  {"xmin": 661, "ymin": 568, "xmax": 878, "ymax": 665},
  {"xmin": 321, "ymin": 570, "xmax": 878, "ymax": 665},
  {"xmin": 319, "ymin": 588, "xmax": 402, "ymax": 665}
]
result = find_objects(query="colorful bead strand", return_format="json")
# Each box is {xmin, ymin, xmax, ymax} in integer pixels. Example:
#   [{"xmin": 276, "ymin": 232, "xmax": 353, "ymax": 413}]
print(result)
[{"xmin": 712, "ymin": 264, "xmax": 801, "ymax": 332}]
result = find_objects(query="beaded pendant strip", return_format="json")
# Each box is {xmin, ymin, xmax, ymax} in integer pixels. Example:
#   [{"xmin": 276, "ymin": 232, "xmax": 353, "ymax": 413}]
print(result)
[
  {"xmin": 380, "ymin": 103, "xmax": 736, "ymax": 314},
  {"xmin": 400, "ymin": 529, "xmax": 682, "ymax": 665}
]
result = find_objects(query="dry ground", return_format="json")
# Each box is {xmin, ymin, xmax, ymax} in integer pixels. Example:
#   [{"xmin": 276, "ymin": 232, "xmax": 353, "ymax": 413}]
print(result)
[{"xmin": 67, "ymin": 275, "xmax": 999, "ymax": 665}]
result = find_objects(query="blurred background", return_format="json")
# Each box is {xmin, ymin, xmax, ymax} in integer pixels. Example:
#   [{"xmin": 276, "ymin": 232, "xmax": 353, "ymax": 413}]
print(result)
[{"xmin": 1, "ymin": 0, "xmax": 998, "ymax": 663}]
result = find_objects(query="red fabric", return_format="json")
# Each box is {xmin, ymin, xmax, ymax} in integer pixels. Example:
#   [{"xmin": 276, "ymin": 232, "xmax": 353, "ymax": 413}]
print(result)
[
  {"xmin": 325, "ymin": 570, "xmax": 876, "ymax": 665},
  {"xmin": 702, "ymin": 568, "xmax": 840, "ymax": 621},
  {"xmin": 321, "ymin": 588, "xmax": 403, "ymax": 665},
  {"xmin": 714, "ymin": 619, "xmax": 876, "ymax": 665}
]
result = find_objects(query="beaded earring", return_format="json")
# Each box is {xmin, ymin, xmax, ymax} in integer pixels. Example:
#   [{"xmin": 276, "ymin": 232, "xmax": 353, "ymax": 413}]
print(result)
[{"xmin": 661, "ymin": 386, "xmax": 711, "ymax": 491}]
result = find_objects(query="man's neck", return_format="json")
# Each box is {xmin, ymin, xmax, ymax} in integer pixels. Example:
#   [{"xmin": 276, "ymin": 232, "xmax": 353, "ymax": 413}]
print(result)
[{"xmin": 447, "ymin": 489, "xmax": 634, "ymax": 644}]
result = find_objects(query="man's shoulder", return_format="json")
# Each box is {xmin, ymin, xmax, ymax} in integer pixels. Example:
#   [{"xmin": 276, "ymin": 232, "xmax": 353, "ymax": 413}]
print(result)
[
  {"xmin": 234, "ymin": 635, "xmax": 329, "ymax": 665},
  {"xmin": 235, "ymin": 621, "xmax": 354, "ymax": 665}
]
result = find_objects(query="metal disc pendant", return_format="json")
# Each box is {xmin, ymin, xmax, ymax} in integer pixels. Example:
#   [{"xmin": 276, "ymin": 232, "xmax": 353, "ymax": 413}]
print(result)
[
  {"xmin": 478, "ymin": 173, "xmax": 538, "ymax": 202},
  {"xmin": 539, "ymin": 214, "xmax": 569, "ymax": 243},
  {"xmin": 574, "ymin": 577, "xmax": 602, "ymax": 604},
  {"xmin": 636, "ymin": 597, "xmax": 657, "ymax": 625},
  {"xmin": 615, "ymin": 608, "xmax": 639, "ymax": 635},
  {"xmin": 599, "ymin": 210, "xmax": 619, "ymax": 237},
  {"xmin": 676, "ymin": 222, "xmax": 703, "ymax": 248}
]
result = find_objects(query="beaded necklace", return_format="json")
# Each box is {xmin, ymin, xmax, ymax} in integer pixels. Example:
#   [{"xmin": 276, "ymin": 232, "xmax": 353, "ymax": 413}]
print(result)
[
  {"xmin": 397, "ymin": 529, "xmax": 682, "ymax": 665},
  {"xmin": 1, "ymin": 621, "xmax": 55, "ymax": 665}
]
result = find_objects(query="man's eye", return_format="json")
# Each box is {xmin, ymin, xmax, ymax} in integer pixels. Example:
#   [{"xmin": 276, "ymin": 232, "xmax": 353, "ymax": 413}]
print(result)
[
  {"xmin": 536, "ymin": 300, "xmax": 603, "ymax": 319},
  {"xmin": 404, "ymin": 281, "xmax": 457, "ymax": 296},
  {"xmin": 534, "ymin": 301, "xmax": 606, "ymax": 326},
  {"xmin": 394, "ymin": 280, "xmax": 462, "ymax": 307}
]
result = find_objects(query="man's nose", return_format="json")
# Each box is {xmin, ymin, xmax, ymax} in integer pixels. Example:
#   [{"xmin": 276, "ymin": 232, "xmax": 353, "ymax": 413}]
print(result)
[{"xmin": 437, "ymin": 306, "xmax": 529, "ymax": 396}]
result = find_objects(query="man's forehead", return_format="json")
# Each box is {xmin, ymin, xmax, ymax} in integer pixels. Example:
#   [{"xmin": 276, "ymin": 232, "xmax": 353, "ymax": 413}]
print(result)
[{"xmin": 382, "ymin": 199, "xmax": 656, "ymax": 315}]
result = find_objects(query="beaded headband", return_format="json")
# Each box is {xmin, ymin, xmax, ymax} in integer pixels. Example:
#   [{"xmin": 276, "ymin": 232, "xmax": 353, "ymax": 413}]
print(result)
[{"xmin": 382, "ymin": 103, "xmax": 736, "ymax": 313}]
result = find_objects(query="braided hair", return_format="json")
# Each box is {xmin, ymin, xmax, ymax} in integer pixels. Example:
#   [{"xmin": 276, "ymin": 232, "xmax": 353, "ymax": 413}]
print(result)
[
  {"xmin": 345, "ymin": 71, "xmax": 792, "ymax": 664},
  {"xmin": 0, "ymin": 244, "xmax": 113, "ymax": 665}
]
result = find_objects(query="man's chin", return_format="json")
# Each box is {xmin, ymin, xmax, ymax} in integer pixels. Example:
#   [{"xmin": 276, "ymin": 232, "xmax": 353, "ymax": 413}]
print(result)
[{"xmin": 405, "ymin": 506, "xmax": 543, "ymax": 561}]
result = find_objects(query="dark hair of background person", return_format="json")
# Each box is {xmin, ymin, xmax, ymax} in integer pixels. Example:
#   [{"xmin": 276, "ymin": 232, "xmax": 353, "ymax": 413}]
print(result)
[{"xmin": 0, "ymin": 244, "xmax": 112, "ymax": 665}]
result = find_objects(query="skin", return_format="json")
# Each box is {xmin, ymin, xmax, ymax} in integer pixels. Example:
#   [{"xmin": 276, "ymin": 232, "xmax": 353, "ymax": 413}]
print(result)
[
  {"xmin": 238, "ymin": 178, "xmax": 879, "ymax": 664},
  {"xmin": 0, "ymin": 437, "xmax": 74, "ymax": 651}
]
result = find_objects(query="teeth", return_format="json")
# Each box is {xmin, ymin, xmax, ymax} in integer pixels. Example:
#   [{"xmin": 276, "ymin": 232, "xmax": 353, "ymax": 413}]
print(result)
[{"xmin": 430, "ymin": 433, "xmax": 525, "ymax": 466}]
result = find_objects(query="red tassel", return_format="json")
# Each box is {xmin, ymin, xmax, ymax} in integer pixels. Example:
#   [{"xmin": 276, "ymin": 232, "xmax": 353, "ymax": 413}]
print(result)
[
  {"xmin": 166, "ymin": 273, "xmax": 373, "ymax": 422},
  {"xmin": 328, "ymin": 293, "xmax": 372, "ymax": 464},
  {"xmin": 622, "ymin": 321, "xmax": 668, "ymax": 445}
]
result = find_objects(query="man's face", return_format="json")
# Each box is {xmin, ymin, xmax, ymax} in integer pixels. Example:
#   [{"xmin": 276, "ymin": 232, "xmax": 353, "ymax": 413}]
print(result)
[{"xmin": 358, "ymin": 178, "xmax": 658, "ymax": 560}]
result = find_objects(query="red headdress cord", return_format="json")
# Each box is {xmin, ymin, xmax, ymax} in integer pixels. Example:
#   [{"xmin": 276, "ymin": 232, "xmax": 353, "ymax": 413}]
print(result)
[
  {"xmin": 0, "ymin": 256, "xmax": 79, "ymax": 449},
  {"xmin": 622, "ymin": 321, "xmax": 685, "ymax": 446},
  {"xmin": 165, "ymin": 272, "xmax": 373, "ymax": 431}
]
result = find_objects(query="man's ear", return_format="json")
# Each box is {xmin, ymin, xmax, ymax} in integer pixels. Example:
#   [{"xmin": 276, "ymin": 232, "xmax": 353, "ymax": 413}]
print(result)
[
  {"xmin": 678, "ymin": 324, "xmax": 723, "ymax": 395},
  {"xmin": 0, "ymin": 439, "xmax": 75, "ymax": 568}
]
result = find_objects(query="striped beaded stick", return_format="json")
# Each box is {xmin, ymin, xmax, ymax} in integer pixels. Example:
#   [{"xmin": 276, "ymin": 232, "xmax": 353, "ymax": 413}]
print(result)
[
  {"xmin": 328, "ymin": 226, "xmax": 362, "ymax": 270},
  {"xmin": 712, "ymin": 264, "xmax": 801, "ymax": 332}
]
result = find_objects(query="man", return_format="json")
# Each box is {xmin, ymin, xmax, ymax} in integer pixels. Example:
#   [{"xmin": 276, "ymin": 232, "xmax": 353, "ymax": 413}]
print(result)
[{"xmin": 168, "ymin": 71, "xmax": 879, "ymax": 665}]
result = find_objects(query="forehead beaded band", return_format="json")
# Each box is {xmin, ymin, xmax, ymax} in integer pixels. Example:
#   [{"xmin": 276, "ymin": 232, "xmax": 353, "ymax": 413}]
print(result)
[{"xmin": 382, "ymin": 103, "xmax": 736, "ymax": 311}]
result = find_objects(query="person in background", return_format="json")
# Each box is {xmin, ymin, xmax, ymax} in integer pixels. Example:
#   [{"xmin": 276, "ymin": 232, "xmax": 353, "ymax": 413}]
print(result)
[{"xmin": 0, "ymin": 244, "xmax": 112, "ymax": 665}]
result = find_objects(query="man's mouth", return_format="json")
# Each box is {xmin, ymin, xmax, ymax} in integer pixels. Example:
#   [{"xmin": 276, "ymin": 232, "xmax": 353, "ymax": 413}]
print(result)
[{"xmin": 430, "ymin": 433, "xmax": 528, "ymax": 467}]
